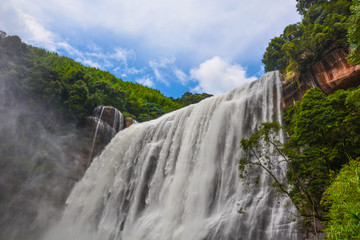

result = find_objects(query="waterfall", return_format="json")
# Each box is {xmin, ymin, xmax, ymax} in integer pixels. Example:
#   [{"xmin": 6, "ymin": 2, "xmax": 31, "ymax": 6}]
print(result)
[
  {"xmin": 90, "ymin": 105, "xmax": 126, "ymax": 137},
  {"xmin": 86, "ymin": 106, "xmax": 126, "ymax": 165},
  {"xmin": 88, "ymin": 106, "xmax": 106, "ymax": 164},
  {"xmin": 43, "ymin": 71, "xmax": 300, "ymax": 240}
]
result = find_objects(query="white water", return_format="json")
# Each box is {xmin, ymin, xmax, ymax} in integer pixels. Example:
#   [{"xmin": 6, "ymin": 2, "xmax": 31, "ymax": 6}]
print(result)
[
  {"xmin": 43, "ymin": 71, "xmax": 299, "ymax": 240},
  {"xmin": 88, "ymin": 106, "xmax": 106, "ymax": 164}
]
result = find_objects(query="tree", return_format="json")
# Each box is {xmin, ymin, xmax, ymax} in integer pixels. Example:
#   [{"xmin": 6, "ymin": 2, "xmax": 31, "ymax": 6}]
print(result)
[
  {"xmin": 296, "ymin": 0, "xmax": 327, "ymax": 15},
  {"xmin": 239, "ymin": 122, "xmax": 322, "ymax": 239},
  {"xmin": 240, "ymin": 87, "xmax": 360, "ymax": 238},
  {"xmin": 263, "ymin": 0, "xmax": 352, "ymax": 77},
  {"xmin": 322, "ymin": 158, "xmax": 360, "ymax": 239},
  {"xmin": 262, "ymin": 36, "xmax": 287, "ymax": 72},
  {"xmin": 292, "ymin": 88, "xmax": 336, "ymax": 146},
  {"xmin": 65, "ymin": 80, "xmax": 90, "ymax": 118},
  {"xmin": 347, "ymin": 0, "xmax": 360, "ymax": 65}
]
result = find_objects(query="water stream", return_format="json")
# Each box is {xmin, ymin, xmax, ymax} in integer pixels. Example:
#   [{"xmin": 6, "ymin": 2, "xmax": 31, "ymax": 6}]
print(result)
[{"xmin": 43, "ymin": 71, "xmax": 300, "ymax": 240}]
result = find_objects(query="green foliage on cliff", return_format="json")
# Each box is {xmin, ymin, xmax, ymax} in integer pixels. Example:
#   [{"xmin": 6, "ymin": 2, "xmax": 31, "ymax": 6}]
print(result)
[
  {"xmin": 0, "ymin": 33, "xmax": 211, "ymax": 122},
  {"xmin": 171, "ymin": 92, "xmax": 213, "ymax": 106},
  {"xmin": 240, "ymin": 87, "xmax": 360, "ymax": 236},
  {"xmin": 263, "ymin": 0, "xmax": 355, "ymax": 80},
  {"xmin": 285, "ymin": 87, "xmax": 360, "ymax": 229},
  {"xmin": 296, "ymin": 0, "xmax": 328, "ymax": 16},
  {"xmin": 283, "ymin": 88, "xmax": 360, "ymax": 218},
  {"xmin": 322, "ymin": 158, "xmax": 360, "ymax": 239},
  {"xmin": 347, "ymin": 0, "xmax": 360, "ymax": 65}
]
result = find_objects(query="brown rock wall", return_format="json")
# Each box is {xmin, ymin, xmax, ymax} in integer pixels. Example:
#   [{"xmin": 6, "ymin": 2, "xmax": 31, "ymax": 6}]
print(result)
[{"xmin": 282, "ymin": 48, "xmax": 360, "ymax": 107}]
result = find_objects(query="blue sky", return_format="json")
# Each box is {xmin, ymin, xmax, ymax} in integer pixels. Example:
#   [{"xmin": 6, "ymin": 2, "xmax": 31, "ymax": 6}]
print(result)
[{"xmin": 0, "ymin": 0, "xmax": 301, "ymax": 97}]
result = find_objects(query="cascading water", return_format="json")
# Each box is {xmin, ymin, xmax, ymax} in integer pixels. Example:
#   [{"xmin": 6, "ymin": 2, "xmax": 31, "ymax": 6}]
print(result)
[
  {"xmin": 43, "ymin": 71, "xmax": 301, "ymax": 240},
  {"xmin": 88, "ymin": 106, "xmax": 106, "ymax": 164},
  {"xmin": 86, "ymin": 106, "xmax": 126, "ymax": 165}
]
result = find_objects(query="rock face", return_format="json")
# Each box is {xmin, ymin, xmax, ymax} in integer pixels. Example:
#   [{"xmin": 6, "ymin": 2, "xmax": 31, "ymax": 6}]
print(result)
[
  {"xmin": 87, "ymin": 106, "xmax": 126, "ymax": 143},
  {"xmin": 282, "ymin": 48, "xmax": 360, "ymax": 107},
  {"xmin": 125, "ymin": 117, "xmax": 134, "ymax": 128},
  {"xmin": 81, "ymin": 106, "xmax": 135, "ymax": 166},
  {"xmin": 84, "ymin": 106, "xmax": 136, "ymax": 143}
]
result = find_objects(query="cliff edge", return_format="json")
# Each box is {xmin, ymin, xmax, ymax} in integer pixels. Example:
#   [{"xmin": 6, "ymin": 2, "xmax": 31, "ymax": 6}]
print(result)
[{"xmin": 282, "ymin": 48, "xmax": 360, "ymax": 107}]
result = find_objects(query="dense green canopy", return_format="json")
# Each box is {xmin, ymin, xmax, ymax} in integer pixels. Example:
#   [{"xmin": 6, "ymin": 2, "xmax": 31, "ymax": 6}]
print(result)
[
  {"xmin": 0, "ymin": 33, "xmax": 211, "ymax": 122},
  {"xmin": 240, "ymin": 87, "xmax": 360, "ymax": 237},
  {"xmin": 263, "ymin": 0, "xmax": 358, "ymax": 80},
  {"xmin": 347, "ymin": 0, "xmax": 360, "ymax": 65}
]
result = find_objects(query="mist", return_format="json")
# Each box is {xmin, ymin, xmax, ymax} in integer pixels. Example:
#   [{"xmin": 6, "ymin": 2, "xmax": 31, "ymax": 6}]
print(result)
[{"xmin": 0, "ymin": 59, "xmax": 86, "ymax": 240}]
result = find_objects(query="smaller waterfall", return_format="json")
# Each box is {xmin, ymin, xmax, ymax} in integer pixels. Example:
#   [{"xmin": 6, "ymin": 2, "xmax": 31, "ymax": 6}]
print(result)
[
  {"xmin": 113, "ymin": 108, "xmax": 125, "ymax": 133},
  {"xmin": 86, "ymin": 106, "xmax": 126, "ymax": 166},
  {"xmin": 88, "ymin": 106, "xmax": 106, "ymax": 164}
]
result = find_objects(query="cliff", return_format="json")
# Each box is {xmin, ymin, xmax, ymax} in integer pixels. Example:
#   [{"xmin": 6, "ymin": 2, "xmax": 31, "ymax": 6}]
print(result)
[
  {"xmin": 78, "ymin": 106, "xmax": 135, "ymax": 168},
  {"xmin": 282, "ymin": 48, "xmax": 360, "ymax": 107}
]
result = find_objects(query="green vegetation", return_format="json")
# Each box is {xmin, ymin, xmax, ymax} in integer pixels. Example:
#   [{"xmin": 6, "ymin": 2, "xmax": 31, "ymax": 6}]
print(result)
[
  {"xmin": 347, "ymin": 0, "xmax": 360, "ymax": 65},
  {"xmin": 171, "ymin": 92, "xmax": 213, "ymax": 106},
  {"xmin": 263, "ymin": 0, "xmax": 359, "ymax": 80},
  {"xmin": 239, "ymin": 87, "xmax": 360, "ymax": 238},
  {"xmin": 322, "ymin": 158, "xmax": 360, "ymax": 239},
  {"xmin": 0, "ymin": 32, "xmax": 210, "ymax": 123}
]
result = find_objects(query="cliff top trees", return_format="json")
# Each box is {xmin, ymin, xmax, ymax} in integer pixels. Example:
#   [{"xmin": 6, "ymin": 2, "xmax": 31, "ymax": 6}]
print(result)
[
  {"xmin": 263, "ymin": 0, "xmax": 353, "ymax": 80},
  {"xmin": 296, "ymin": 0, "xmax": 328, "ymax": 15},
  {"xmin": 347, "ymin": 0, "xmax": 360, "ymax": 65}
]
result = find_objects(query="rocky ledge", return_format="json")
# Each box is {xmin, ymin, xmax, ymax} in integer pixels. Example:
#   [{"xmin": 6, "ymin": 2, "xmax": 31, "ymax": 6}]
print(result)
[
  {"xmin": 282, "ymin": 48, "xmax": 360, "ymax": 107},
  {"xmin": 78, "ymin": 106, "xmax": 135, "ymax": 168}
]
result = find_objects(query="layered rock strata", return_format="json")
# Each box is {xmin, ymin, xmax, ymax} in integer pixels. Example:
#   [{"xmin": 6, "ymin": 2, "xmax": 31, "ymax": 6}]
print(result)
[{"xmin": 282, "ymin": 48, "xmax": 360, "ymax": 107}]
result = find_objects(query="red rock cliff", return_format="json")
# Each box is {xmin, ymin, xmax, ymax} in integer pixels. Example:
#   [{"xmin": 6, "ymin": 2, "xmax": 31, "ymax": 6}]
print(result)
[{"xmin": 282, "ymin": 48, "xmax": 360, "ymax": 107}]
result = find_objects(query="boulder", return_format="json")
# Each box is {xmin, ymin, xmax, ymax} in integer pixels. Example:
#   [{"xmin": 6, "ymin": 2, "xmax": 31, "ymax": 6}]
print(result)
[
  {"xmin": 125, "ymin": 117, "xmax": 134, "ymax": 128},
  {"xmin": 80, "ymin": 106, "xmax": 128, "ymax": 166}
]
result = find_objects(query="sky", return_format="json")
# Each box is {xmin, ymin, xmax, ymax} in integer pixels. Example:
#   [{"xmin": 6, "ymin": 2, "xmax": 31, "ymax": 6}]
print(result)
[{"xmin": 0, "ymin": 0, "xmax": 301, "ymax": 97}]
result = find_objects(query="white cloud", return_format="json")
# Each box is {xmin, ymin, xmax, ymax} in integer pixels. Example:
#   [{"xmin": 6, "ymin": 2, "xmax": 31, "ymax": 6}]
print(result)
[
  {"xmin": 190, "ymin": 56, "xmax": 257, "ymax": 95},
  {"xmin": 76, "ymin": 58, "xmax": 102, "ymax": 69},
  {"xmin": 112, "ymin": 48, "xmax": 136, "ymax": 63},
  {"xmin": 1, "ymin": 2, "xmax": 139, "ymax": 76},
  {"xmin": 136, "ymin": 77, "xmax": 154, "ymax": 88},
  {"xmin": 77, "ymin": 47, "xmax": 135, "ymax": 69},
  {"xmin": 20, "ymin": 11, "xmax": 57, "ymax": 51},
  {"xmin": 1, "ymin": 0, "xmax": 301, "ymax": 63},
  {"xmin": 173, "ymin": 67, "xmax": 188, "ymax": 85},
  {"xmin": 256, "ymin": 65, "xmax": 266, "ymax": 78},
  {"xmin": 149, "ymin": 58, "xmax": 175, "ymax": 86},
  {"xmin": 57, "ymin": 41, "xmax": 82, "ymax": 56},
  {"xmin": 0, "ymin": 0, "xmax": 301, "ymax": 94},
  {"xmin": 126, "ymin": 67, "xmax": 143, "ymax": 75}
]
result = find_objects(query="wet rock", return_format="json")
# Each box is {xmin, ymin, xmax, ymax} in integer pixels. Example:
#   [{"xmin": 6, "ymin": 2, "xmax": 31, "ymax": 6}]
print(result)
[
  {"xmin": 125, "ymin": 117, "xmax": 134, "ymax": 128},
  {"xmin": 84, "ymin": 106, "xmax": 125, "ymax": 144},
  {"xmin": 80, "ymin": 106, "xmax": 128, "ymax": 166}
]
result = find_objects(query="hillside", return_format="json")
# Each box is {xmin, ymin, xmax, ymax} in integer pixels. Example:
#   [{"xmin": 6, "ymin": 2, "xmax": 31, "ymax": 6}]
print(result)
[{"xmin": 0, "ymin": 32, "xmax": 211, "ymax": 123}]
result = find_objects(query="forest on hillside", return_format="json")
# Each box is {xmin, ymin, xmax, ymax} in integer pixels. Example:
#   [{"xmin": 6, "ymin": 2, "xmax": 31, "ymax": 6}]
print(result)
[{"xmin": 0, "ymin": 32, "xmax": 212, "ymax": 123}]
